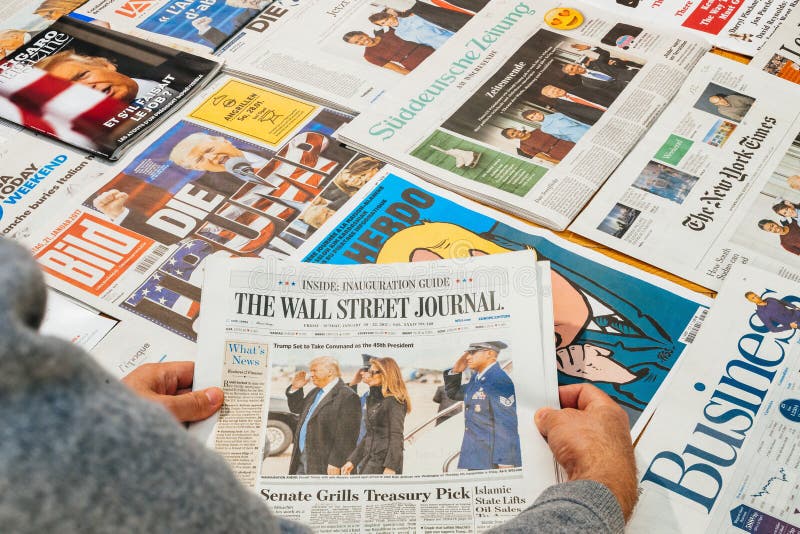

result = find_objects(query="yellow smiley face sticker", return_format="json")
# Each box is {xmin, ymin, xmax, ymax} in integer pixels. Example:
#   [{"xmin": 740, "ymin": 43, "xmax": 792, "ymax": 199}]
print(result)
[{"xmin": 544, "ymin": 7, "xmax": 584, "ymax": 30}]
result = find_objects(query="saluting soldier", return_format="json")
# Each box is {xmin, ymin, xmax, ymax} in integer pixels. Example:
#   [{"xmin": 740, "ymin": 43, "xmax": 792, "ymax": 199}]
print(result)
[{"xmin": 443, "ymin": 341, "xmax": 521, "ymax": 470}]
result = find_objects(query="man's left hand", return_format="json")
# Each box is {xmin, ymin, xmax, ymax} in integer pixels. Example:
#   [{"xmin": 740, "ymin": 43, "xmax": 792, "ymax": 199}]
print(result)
[
  {"xmin": 327, "ymin": 465, "xmax": 341, "ymax": 475},
  {"xmin": 122, "ymin": 361, "xmax": 224, "ymax": 423}
]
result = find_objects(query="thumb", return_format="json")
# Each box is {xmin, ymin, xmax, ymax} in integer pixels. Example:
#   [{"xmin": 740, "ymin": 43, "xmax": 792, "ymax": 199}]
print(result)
[
  {"xmin": 163, "ymin": 387, "xmax": 224, "ymax": 423},
  {"xmin": 534, "ymin": 407, "xmax": 557, "ymax": 437}
]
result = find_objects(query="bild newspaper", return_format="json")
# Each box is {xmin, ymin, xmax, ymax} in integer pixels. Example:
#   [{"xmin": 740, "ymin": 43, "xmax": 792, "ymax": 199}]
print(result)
[{"xmin": 190, "ymin": 251, "xmax": 560, "ymax": 532}]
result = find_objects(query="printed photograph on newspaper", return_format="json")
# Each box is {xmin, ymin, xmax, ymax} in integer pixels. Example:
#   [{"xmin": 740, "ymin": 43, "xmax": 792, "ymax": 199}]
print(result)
[
  {"xmin": 70, "ymin": 0, "xmax": 274, "ymax": 54},
  {"xmin": 0, "ymin": 16, "xmax": 220, "ymax": 159},
  {"xmin": 297, "ymin": 169, "xmax": 711, "ymax": 437},
  {"xmin": 190, "ymin": 251, "xmax": 558, "ymax": 531},
  {"xmin": 29, "ymin": 76, "xmax": 379, "ymax": 355},
  {"xmin": 0, "ymin": 0, "xmax": 86, "ymax": 60}
]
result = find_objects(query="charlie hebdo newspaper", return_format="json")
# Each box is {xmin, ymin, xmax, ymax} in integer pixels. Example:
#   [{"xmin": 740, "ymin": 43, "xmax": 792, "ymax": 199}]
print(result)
[
  {"xmin": 190, "ymin": 251, "xmax": 560, "ymax": 532},
  {"xmin": 580, "ymin": 0, "xmax": 798, "ymax": 56},
  {"xmin": 0, "ymin": 1, "xmax": 90, "ymax": 59},
  {"xmin": 216, "ymin": 0, "xmax": 495, "ymax": 113},
  {"xmin": 335, "ymin": 1, "xmax": 708, "ymax": 230},
  {"xmin": 0, "ymin": 16, "xmax": 221, "ymax": 159},
  {"xmin": 570, "ymin": 51, "xmax": 800, "ymax": 290},
  {"xmin": 293, "ymin": 167, "xmax": 712, "ymax": 438},
  {"xmin": 629, "ymin": 264, "xmax": 800, "ymax": 533},
  {"xmin": 17, "ymin": 74, "xmax": 382, "ymax": 377},
  {"xmin": 69, "ymin": 0, "xmax": 271, "ymax": 54}
]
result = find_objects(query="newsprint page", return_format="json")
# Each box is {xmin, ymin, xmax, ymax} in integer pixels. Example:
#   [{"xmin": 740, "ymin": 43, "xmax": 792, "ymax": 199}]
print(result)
[
  {"xmin": 336, "ymin": 0, "xmax": 708, "ymax": 229},
  {"xmin": 190, "ymin": 252, "xmax": 560, "ymax": 532},
  {"xmin": 570, "ymin": 50, "xmax": 800, "ymax": 290},
  {"xmin": 629, "ymin": 264, "xmax": 800, "ymax": 533}
]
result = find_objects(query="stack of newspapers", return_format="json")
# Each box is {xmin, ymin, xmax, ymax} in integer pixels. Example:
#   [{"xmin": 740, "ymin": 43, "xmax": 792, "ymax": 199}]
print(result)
[{"xmin": 3, "ymin": 0, "xmax": 800, "ymax": 530}]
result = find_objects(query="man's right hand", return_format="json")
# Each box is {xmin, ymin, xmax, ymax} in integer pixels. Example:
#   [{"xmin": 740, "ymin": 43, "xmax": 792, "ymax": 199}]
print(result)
[
  {"xmin": 93, "ymin": 189, "xmax": 128, "ymax": 219},
  {"xmin": 349, "ymin": 369, "xmax": 365, "ymax": 386},
  {"xmin": 291, "ymin": 371, "xmax": 310, "ymax": 390},
  {"xmin": 534, "ymin": 384, "xmax": 638, "ymax": 521},
  {"xmin": 452, "ymin": 351, "xmax": 469, "ymax": 373},
  {"xmin": 556, "ymin": 344, "xmax": 637, "ymax": 384}
]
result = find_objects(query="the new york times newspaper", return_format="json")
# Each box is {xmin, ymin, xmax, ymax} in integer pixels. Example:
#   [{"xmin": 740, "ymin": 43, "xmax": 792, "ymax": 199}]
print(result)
[
  {"xmin": 571, "ymin": 52, "xmax": 800, "ymax": 290},
  {"xmin": 335, "ymin": 0, "xmax": 709, "ymax": 230},
  {"xmin": 629, "ymin": 264, "xmax": 800, "ymax": 533},
  {"xmin": 190, "ymin": 252, "xmax": 560, "ymax": 532}
]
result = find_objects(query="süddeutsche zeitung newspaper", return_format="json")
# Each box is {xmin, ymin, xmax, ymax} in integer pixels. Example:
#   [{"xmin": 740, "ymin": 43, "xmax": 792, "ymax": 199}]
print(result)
[
  {"xmin": 190, "ymin": 251, "xmax": 559, "ymax": 532},
  {"xmin": 629, "ymin": 264, "xmax": 800, "ymax": 533},
  {"xmin": 336, "ymin": 0, "xmax": 708, "ymax": 229}
]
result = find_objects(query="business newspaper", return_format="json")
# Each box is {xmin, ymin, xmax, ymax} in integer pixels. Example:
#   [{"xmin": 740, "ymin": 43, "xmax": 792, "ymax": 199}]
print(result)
[
  {"xmin": 70, "ymin": 0, "xmax": 270, "ymax": 54},
  {"xmin": 0, "ymin": 16, "xmax": 221, "ymax": 159},
  {"xmin": 580, "ymin": 0, "xmax": 798, "ymax": 56},
  {"xmin": 216, "ymin": 0, "xmax": 494, "ymax": 112},
  {"xmin": 293, "ymin": 167, "xmax": 712, "ymax": 438},
  {"xmin": 20, "ymin": 74, "xmax": 382, "ymax": 377},
  {"xmin": 0, "ymin": 0, "xmax": 88, "ymax": 60},
  {"xmin": 629, "ymin": 264, "xmax": 800, "ymax": 533},
  {"xmin": 190, "ymin": 251, "xmax": 559, "ymax": 532},
  {"xmin": 570, "ymin": 52, "xmax": 800, "ymax": 290},
  {"xmin": 336, "ymin": 1, "xmax": 708, "ymax": 230}
]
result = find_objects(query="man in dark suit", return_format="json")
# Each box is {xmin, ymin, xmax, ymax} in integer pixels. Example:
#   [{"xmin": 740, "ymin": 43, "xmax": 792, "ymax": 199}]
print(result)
[
  {"xmin": 286, "ymin": 356, "xmax": 361, "ymax": 475},
  {"xmin": 444, "ymin": 341, "xmax": 521, "ymax": 470}
]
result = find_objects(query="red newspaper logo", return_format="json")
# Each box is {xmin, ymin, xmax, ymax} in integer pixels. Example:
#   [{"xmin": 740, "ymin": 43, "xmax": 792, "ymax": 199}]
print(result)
[
  {"xmin": 115, "ymin": 0, "xmax": 155, "ymax": 18},
  {"xmin": 681, "ymin": 0, "xmax": 744, "ymax": 34},
  {"xmin": 37, "ymin": 213, "xmax": 154, "ymax": 296}
]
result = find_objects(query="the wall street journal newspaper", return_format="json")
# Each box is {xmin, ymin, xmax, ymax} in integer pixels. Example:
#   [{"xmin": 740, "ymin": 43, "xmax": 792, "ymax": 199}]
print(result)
[
  {"xmin": 581, "ymin": 0, "xmax": 798, "ymax": 56},
  {"xmin": 70, "ymin": 0, "xmax": 270, "ymax": 54},
  {"xmin": 335, "ymin": 1, "xmax": 708, "ymax": 230},
  {"xmin": 216, "ymin": 0, "xmax": 494, "ymax": 112},
  {"xmin": 570, "ymin": 52, "xmax": 800, "ymax": 290},
  {"xmin": 294, "ymin": 167, "xmax": 712, "ymax": 438},
  {"xmin": 18, "ymin": 74, "xmax": 380, "ymax": 377},
  {"xmin": 190, "ymin": 251, "xmax": 560, "ymax": 532},
  {"xmin": 629, "ymin": 264, "xmax": 800, "ymax": 533}
]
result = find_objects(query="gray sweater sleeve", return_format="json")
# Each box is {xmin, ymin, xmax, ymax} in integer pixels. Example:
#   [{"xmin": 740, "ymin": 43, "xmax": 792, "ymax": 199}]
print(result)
[
  {"xmin": 489, "ymin": 480, "xmax": 625, "ymax": 534},
  {"xmin": 0, "ymin": 239, "xmax": 309, "ymax": 534}
]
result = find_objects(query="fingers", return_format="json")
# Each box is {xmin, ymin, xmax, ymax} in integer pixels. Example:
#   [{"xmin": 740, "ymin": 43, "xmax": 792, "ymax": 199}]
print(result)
[
  {"xmin": 153, "ymin": 361, "xmax": 196, "ymax": 394},
  {"xmin": 161, "ymin": 387, "xmax": 224, "ymax": 423},
  {"xmin": 534, "ymin": 407, "xmax": 558, "ymax": 437},
  {"xmin": 557, "ymin": 383, "xmax": 616, "ymax": 411}
]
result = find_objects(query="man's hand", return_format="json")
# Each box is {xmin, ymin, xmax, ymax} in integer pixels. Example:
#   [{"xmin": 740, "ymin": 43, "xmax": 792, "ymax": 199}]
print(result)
[
  {"xmin": 496, "ymin": 464, "xmax": 514, "ymax": 469},
  {"xmin": 571, "ymin": 43, "xmax": 591, "ymax": 51},
  {"xmin": 452, "ymin": 351, "xmax": 469, "ymax": 373},
  {"xmin": 556, "ymin": 344, "xmax": 637, "ymax": 384},
  {"xmin": 349, "ymin": 369, "xmax": 365, "ymax": 386},
  {"xmin": 92, "ymin": 189, "xmax": 128, "ymax": 219},
  {"xmin": 535, "ymin": 384, "xmax": 637, "ymax": 521},
  {"xmin": 327, "ymin": 465, "xmax": 341, "ymax": 475},
  {"xmin": 341, "ymin": 461, "xmax": 355, "ymax": 475},
  {"xmin": 382, "ymin": 467, "xmax": 396, "ymax": 475},
  {"xmin": 291, "ymin": 371, "xmax": 310, "ymax": 390},
  {"xmin": 191, "ymin": 16, "xmax": 212, "ymax": 34},
  {"xmin": 121, "ymin": 361, "xmax": 224, "ymax": 423},
  {"xmin": 791, "ymin": 322, "xmax": 798, "ymax": 329}
]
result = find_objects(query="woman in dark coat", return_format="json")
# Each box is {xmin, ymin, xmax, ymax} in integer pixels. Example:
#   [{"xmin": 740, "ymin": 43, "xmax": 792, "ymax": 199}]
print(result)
[{"xmin": 341, "ymin": 357, "xmax": 411, "ymax": 475}]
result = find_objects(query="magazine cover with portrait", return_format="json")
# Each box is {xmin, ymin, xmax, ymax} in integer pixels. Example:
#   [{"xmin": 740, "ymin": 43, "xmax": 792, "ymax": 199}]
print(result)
[
  {"xmin": 262, "ymin": 341, "xmax": 522, "ymax": 477},
  {"xmin": 0, "ymin": 16, "xmax": 220, "ymax": 159}
]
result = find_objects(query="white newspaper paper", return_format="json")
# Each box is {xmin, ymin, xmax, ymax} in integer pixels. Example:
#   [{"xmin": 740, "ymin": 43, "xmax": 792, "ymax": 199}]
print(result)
[
  {"xmin": 336, "ymin": 0, "xmax": 708, "ymax": 229},
  {"xmin": 0, "ymin": 0, "xmax": 87, "ymax": 59},
  {"xmin": 41, "ymin": 289, "xmax": 117, "ymax": 350},
  {"xmin": 630, "ymin": 264, "xmax": 800, "ymax": 533},
  {"xmin": 570, "ymin": 52, "xmax": 800, "ymax": 289},
  {"xmin": 581, "ymin": 0, "xmax": 798, "ymax": 56},
  {"xmin": 191, "ymin": 251, "xmax": 559, "ymax": 532}
]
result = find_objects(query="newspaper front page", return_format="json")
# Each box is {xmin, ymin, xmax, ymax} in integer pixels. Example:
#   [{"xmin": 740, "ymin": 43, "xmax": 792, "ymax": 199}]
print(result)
[
  {"xmin": 191, "ymin": 251, "xmax": 559, "ymax": 532},
  {"xmin": 0, "ymin": 0, "xmax": 88, "ymax": 60},
  {"xmin": 630, "ymin": 264, "xmax": 800, "ymax": 533},
  {"xmin": 570, "ymin": 51, "xmax": 800, "ymax": 290},
  {"xmin": 293, "ymin": 167, "xmax": 712, "ymax": 438},
  {"xmin": 17, "ymin": 74, "xmax": 379, "ymax": 376},
  {"xmin": 216, "ymin": 0, "xmax": 497, "ymax": 112},
  {"xmin": 581, "ymin": 0, "xmax": 798, "ymax": 56},
  {"xmin": 70, "ymin": 0, "xmax": 270, "ymax": 54},
  {"xmin": 335, "ymin": 0, "xmax": 708, "ymax": 229}
]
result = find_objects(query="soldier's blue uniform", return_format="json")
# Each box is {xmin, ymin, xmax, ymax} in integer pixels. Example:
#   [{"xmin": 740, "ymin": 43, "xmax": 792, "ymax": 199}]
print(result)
[{"xmin": 444, "ymin": 362, "xmax": 521, "ymax": 470}]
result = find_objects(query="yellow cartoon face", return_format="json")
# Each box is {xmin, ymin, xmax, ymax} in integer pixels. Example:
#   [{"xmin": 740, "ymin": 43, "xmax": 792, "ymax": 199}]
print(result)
[{"xmin": 544, "ymin": 7, "xmax": 584, "ymax": 30}]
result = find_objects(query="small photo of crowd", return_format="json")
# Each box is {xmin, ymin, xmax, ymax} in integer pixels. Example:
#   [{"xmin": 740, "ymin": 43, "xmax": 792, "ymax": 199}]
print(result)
[
  {"xmin": 440, "ymin": 29, "xmax": 644, "ymax": 167},
  {"xmin": 262, "ymin": 341, "xmax": 522, "ymax": 477},
  {"xmin": 631, "ymin": 161, "xmax": 700, "ymax": 204},
  {"xmin": 335, "ymin": 0, "xmax": 487, "ymax": 76},
  {"xmin": 693, "ymin": 82, "xmax": 756, "ymax": 124},
  {"xmin": 597, "ymin": 203, "xmax": 641, "ymax": 238},
  {"xmin": 730, "ymin": 131, "xmax": 800, "ymax": 263}
]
